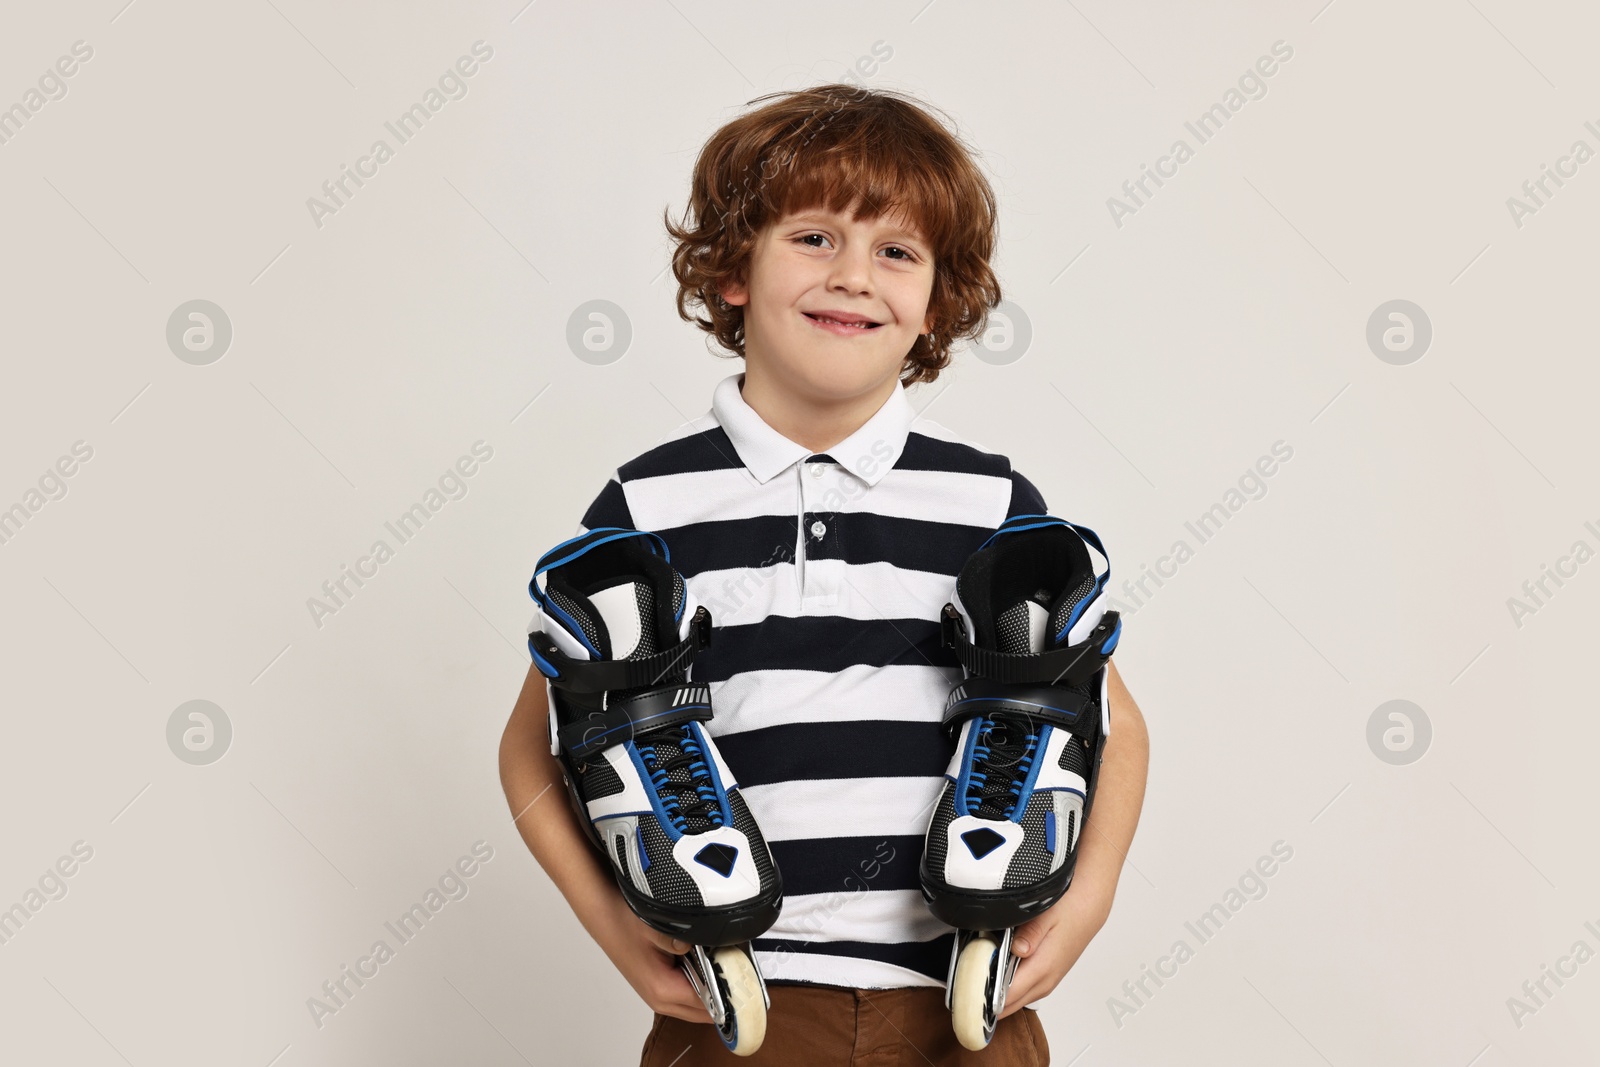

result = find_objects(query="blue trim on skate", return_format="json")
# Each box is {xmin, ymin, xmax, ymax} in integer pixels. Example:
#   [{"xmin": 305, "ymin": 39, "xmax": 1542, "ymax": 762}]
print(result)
[
  {"xmin": 977, "ymin": 513, "xmax": 1065, "ymax": 552},
  {"xmin": 1045, "ymin": 811, "xmax": 1056, "ymax": 853},
  {"xmin": 530, "ymin": 646, "xmax": 561, "ymax": 678},
  {"xmin": 954, "ymin": 717, "xmax": 986, "ymax": 817},
  {"xmin": 1008, "ymin": 724, "xmax": 1047, "ymax": 822},
  {"xmin": 533, "ymin": 527, "xmax": 672, "ymax": 579}
]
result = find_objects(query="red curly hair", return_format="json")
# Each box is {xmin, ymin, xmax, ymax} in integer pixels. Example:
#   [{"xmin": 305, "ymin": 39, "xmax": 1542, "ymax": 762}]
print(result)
[{"xmin": 663, "ymin": 83, "xmax": 1002, "ymax": 386}]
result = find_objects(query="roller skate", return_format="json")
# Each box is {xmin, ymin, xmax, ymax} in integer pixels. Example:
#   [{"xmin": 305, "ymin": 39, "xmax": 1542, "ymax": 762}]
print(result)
[
  {"xmin": 527, "ymin": 527, "xmax": 782, "ymax": 1056},
  {"xmin": 920, "ymin": 514, "xmax": 1121, "ymax": 1049}
]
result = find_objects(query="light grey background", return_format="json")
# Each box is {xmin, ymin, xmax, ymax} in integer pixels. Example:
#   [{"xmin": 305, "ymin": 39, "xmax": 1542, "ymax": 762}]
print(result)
[{"xmin": 2, "ymin": 1, "xmax": 1596, "ymax": 1064}]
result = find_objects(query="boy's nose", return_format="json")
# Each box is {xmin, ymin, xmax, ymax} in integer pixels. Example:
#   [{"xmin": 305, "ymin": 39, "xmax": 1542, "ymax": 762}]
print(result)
[{"xmin": 827, "ymin": 250, "xmax": 874, "ymax": 294}]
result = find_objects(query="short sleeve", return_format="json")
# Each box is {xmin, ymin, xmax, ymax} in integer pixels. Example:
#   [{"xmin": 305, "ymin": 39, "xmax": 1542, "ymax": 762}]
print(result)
[
  {"xmin": 1005, "ymin": 469, "xmax": 1048, "ymax": 520},
  {"xmin": 575, "ymin": 475, "xmax": 634, "ymax": 536}
]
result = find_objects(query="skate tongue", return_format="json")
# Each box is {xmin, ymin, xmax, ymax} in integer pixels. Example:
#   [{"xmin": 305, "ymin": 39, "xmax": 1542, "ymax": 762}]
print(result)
[{"xmin": 577, "ymin": 580, "xmax": 659, "ymax": 661}]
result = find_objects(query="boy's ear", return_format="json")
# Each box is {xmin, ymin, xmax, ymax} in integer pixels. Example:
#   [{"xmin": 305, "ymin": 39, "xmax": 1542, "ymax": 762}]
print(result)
[{"xmin": 720, "ymin": 278, "xmax": 750, "ymax": 307}]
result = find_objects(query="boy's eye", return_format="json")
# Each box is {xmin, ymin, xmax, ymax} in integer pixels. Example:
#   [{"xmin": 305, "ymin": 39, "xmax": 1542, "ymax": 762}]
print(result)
[{"xmin": 796, "ymin": 234, "xmax": 918, "ymax": 262}]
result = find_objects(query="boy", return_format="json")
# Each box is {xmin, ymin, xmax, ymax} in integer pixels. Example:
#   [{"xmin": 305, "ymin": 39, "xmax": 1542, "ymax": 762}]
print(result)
[{"xmin": 500, "ymin": 84, "xmax": 1149, "ymax": 1065}]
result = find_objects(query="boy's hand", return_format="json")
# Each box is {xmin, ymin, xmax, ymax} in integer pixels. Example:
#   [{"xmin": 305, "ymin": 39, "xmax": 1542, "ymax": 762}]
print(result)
[
  {"xmin": 592, "ymin": 890, "xmax": 715, "ymax": 1025},
  {"xmin": 997, "ymin": 886, "xmax": 1110, "ymax": 1018}
]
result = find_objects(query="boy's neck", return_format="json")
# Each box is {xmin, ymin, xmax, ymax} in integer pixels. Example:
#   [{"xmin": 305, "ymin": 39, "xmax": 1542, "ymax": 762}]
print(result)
[{"xmin": 738, "ymin": 365, "xmax": 898, "ymax": 455}]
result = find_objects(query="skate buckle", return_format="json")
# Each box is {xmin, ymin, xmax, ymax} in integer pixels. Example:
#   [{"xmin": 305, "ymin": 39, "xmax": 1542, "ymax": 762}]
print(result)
[
  {"xmin": 693, "ymin": 605, "xmax": 713, "ymax": 649},
  {"xmin": 940, "ymin": 603, "xmax": 964, "ymax": 650}
]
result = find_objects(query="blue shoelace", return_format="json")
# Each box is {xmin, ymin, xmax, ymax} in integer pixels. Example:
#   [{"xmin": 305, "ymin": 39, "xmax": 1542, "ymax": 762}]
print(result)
[
  {"xmin": 642, "ymin": 724, "xmax": 725, "ymax": 833},
  {"xmin": 963, "ymin": 715, "xmax": 1040, "ymax": 820}
]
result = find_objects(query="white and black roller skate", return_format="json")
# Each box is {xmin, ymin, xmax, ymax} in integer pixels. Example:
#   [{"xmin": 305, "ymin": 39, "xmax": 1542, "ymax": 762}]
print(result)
[
  {"xmin": 528, "ymin": 527, "xmax": 782, "ymax": 1056},
  {"xmin": 920, "ymin": 514, "xmax": 1122, "ymax": 1050}
]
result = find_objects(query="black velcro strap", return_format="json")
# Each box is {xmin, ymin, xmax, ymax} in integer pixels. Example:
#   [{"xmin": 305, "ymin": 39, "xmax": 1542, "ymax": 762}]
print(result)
[
  {"xmin": 941, "ymin": 676, "xmax": 1094, "ymax": 736},
  {"xmin": 533, "ymin": 606, "xmax": 711, "ymax": 694},
  {"xmin": 557, "ymin": 682, "xmax": 714, "ymax": 760},
  {"xmin": 941, "ymin": 604, "xmax": 1119, "ymax": 687}
]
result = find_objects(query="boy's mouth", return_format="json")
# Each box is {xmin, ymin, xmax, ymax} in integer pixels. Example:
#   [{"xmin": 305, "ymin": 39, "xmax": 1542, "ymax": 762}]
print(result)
[{"xmin": 803, "ymin": 312, "xmax": 882, "ymax": 330}]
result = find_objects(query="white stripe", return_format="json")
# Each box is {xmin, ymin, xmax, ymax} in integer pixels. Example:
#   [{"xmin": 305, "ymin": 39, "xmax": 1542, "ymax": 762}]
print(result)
[
  {"xmin": 706, "ymin": 664, "xmax": 959, "ymax": 736},
  {"xmin": 629, "ymin": 464, "xmax": 1010, "ymax": 532},
  {"xmin": 756, "ymin": 950, "xmax": 945, "ymax": 990},
  {"xmin": 771, "ymin": 889, "xmax": 952, "ymax": 944},
  {"xmin": 853, "ymin": 468, "xmax": 1010, "ymax": 525},
  {"xmin": 739, "ymin": 777, "xmax": 946, "ymax": 841},
  {"xmin": 628, "ymin": 466, "xmax": 799, "ymax": 526},
  {"xmin": 689, "ymin": 559, "xmax": 956, "ymax": 629}
]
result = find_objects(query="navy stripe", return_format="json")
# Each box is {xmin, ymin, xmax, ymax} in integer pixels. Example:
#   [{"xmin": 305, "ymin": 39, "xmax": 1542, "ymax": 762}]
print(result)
[
  {"xmin": 578, "ymin": 478, "xmax": 633, "ymax": 532},
  {"xmin": 695, "ymin": 617, "xmax": 955, "ymax": 682},
  {"xmin": 1007, "ymin": 470, "xmax": 1048, "ymax": 518},
  {"xmin": 896, "ymin": 432, "xmax": 1010, "ymax": 478},
  {"xmin": 718, "ymin": 720, "xmax": 954, "ymax": 787},
  {"xmin": 800, "ymin": 512, "xmax": 991, "ymax": 575},
  {"xmin": 618, "ymin": 427, "xmax": 743, "ymax": 481},
  {"xmin": 756, "ymin": 933, "xmax": 955, "ymax": 984},
  {"xmin": 767, "ymin": 834, "xmax": 926, "ymax": 896},
  {"xmin": 657, "ymin": 513, "xmax": 989, "ymax": 580},
  {"xmin": 656, "ymin": 516, "xmax": 800, "ymax": 577}
]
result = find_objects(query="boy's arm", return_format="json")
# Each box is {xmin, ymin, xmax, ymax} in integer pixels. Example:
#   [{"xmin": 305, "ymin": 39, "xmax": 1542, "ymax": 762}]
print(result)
[
  {"xmin": 999, "ymin": 657, "xmax": 1150, "ymax": 1016},
  {"xmin": 498, "ymin": 662, "xmax": 713, "ymax": 1023}
]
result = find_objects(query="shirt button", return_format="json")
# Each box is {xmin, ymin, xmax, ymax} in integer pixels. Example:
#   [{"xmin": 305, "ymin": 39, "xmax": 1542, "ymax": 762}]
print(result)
[
  {"xmin": 810, "ymin": 520, "xmax": 826, "ymax": 538},
  {"xmin": 809, "ymin": 463, "xmax": 824, "ymax": 478}
]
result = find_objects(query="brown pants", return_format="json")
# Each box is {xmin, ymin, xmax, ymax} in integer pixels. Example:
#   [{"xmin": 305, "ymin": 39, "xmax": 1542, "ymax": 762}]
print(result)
[{"xmin": 639, "ymin": 985, "xmax": 1049, "ymax": 1066}]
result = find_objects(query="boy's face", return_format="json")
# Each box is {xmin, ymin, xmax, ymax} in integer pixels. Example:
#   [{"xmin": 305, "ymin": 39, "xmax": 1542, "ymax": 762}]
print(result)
[{"xmin": 720, "ymin": 202, "xmax": 935, "ymax": 403}]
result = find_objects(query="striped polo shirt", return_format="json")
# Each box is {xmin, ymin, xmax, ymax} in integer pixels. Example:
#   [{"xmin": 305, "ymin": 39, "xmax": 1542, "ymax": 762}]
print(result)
[{"xmin": 563, "ymin": 371, "xmax": 1048, "ymax": 990}]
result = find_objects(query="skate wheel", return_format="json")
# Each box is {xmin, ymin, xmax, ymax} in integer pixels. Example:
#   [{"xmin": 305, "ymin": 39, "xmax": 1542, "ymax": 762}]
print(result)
[
  {"xmin": 713, "ymin": 946, "xmax": 766, "ymax": 1056},
  {"xmin": 951, "ymin": 936, "xmax": 999, "ymax": 1051}
]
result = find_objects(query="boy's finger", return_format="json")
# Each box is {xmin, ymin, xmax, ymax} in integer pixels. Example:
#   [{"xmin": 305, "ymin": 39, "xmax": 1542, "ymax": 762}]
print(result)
[
  {"xmin": 1012, "ymin": 914, "xmax": 1054, "ymax": 956},
  {"xmin": 998, "ymin": 967, "xmax": 1035, "ymax": 1018},
  {"xmin": 637, "ymin": 919, "xmax": 690, "ymax": 955}
]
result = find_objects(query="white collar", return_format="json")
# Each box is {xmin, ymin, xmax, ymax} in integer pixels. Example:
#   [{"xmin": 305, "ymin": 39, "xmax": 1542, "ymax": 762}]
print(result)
[{"xmin": 710, "ymin": 372, "xmax": 914, "ymax": 487}]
